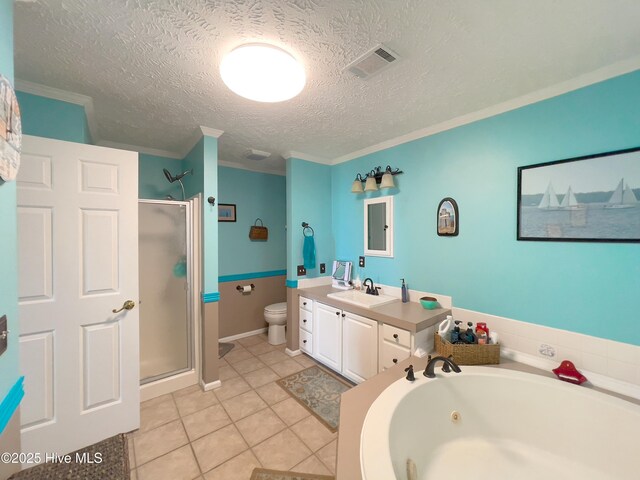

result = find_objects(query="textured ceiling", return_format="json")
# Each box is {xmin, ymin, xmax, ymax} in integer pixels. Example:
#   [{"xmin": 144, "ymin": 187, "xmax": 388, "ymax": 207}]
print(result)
[{"xmin": 13, "ymin": 0, "xmax": 640, "ymax": 172}]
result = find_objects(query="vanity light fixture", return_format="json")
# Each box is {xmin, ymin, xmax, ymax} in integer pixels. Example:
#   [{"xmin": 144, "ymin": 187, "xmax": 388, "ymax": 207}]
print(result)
[
  {"xmin": 351, "ymin": 166, "xmax": 403, "ymax": 193},
  {"xmin": 220, "ymin": 43, "xmax": 306, "ymax": 102}
]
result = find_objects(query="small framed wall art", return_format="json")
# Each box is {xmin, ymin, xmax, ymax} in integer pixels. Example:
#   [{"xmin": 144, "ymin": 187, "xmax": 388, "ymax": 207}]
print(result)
[
  {"xmin": 218, "ymin": 203, "xmax": 237, "ymax": 222},
  {"xmin": 0, "ymin": 75, "xmax": 22, "ymax": 181},
  {"xmin": 437, "ymin": 197, "xmax": 459, "ymax": 236}
]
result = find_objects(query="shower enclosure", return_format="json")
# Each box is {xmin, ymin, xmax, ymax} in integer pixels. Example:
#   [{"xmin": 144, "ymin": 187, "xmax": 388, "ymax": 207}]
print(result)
[{"xmin": 138, "ymin": 199, "xmax": 199, "ymax": 396}]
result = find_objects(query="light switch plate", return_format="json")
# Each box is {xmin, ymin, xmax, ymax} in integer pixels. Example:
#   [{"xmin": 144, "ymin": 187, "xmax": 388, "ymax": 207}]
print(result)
[
  {"xmin": 359, "ymin": 256, "xmax": 366, "ymax": 268},
  {"xmin": 297, "ymin": 265, "xmax": 307, "ymax": 276}
]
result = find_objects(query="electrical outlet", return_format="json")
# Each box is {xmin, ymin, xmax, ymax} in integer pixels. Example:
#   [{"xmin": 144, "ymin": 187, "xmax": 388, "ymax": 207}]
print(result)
[
  {"xmin": 359, "ymin": 256, "xmax": 365, "ymax": 268},
  {"xmin": 297, "ymin": 265, "xmax": 306, "ymax": 276},
  {"xmin": 538, "ymin": 343, "xmax": 556, "ymax": 358},
  {"xmin": 320, "ymin": 263, "xmax": 326, "ymax": 274}
]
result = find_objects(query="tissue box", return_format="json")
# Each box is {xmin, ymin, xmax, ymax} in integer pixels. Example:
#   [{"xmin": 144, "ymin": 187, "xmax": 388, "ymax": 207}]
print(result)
[{"xmin": 434, "ymin": 332, "xmax": 500, "ymax": 365}]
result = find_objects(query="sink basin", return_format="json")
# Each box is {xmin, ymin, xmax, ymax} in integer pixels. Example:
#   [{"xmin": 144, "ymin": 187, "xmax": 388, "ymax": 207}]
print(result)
[{"xmin": 326, "ymin": 290, "xmax": 399, "ymax": 309}]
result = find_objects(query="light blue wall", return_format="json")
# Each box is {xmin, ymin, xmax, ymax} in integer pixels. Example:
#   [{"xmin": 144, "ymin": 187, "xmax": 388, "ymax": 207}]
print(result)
[
  {"xmin": 16, "ymin": 91, "xmax": 92, "ymax": 144},
  {"xmin": 286, "ymin": 158, "xmax": 334, "ymax": 282},
  {"xmin": 0, "ymin": 0, "xmax": 20, "ymax": 420},
  {"xmin": 138, "ymin": 153, "xmax": 185, "ymax": 199},
  {"xmin": 181, "ymin": 136, "xmax": 219, "ymax": 294},
  {"xmin": 331, "ymin": 70, "xmax": 640, "ymax": 345},
  {"xmin": 218, "ymin": 167, "xmax": 286, "ymax": 276}
]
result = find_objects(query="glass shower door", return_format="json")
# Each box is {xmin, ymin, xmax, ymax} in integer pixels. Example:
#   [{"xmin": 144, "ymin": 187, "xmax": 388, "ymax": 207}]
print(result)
[{"xmin": 139, "ymin": 200, "xmax": 192, "ymax": 384}]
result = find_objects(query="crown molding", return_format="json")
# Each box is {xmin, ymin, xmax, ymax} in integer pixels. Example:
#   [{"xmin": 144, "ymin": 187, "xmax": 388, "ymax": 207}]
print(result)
[
  {"xmin": 179, "ymin": 125, "xmax": 225, "ymax": 158},
  {"xmin": 15, "ymin": 78, "xmax": 100, "ymax": 144},
  {"xmin": 96, "ymin": 140, "xmax": 182, "ymax": 159},
  {"xmin": 332, "ymin": 56, "xmax": 640, "ymax": 165},
  {"xmin": 283, "ymin": 150, "xmax": 331, "ymax": 164},
  {"xmin": 218, "ymin": 159, "xmax": 285, "ymax": 176},
  {"xmin": 199, "ymin": 126, "xmax": 224, "ymax": 139}
]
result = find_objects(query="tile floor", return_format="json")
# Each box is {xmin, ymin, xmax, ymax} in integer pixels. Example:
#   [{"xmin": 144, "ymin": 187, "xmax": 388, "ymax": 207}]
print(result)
[{"xmin": 126, "ymin": 333, "xmax": 338, "ymax": 480}]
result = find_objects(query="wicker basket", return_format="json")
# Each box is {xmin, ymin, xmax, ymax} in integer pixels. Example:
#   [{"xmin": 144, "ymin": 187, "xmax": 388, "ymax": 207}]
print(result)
[{"xmin": 434, "ymin": 332, "xmax": 500, "ymax": 365}]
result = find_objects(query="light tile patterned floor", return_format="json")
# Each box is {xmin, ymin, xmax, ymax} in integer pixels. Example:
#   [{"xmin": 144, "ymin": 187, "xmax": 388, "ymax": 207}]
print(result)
[{"xmin": 127, "ymin": 333, "xmax": 337, "ymax": 480}]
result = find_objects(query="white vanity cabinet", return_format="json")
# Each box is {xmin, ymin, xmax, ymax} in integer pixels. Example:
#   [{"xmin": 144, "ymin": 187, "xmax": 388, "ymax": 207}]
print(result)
[
  {"xmin": 313, "ymin": 301, "xmax": 378, "ymax": 384},
  {"xmin": 299, "ymin": 296, "xmax": 313, "ymax": 355},
  {"xmin": 313, "ymin": 302, "xmax": 343, "ymax": 372},
  {"xmin": 379, "ymin": 323, "xmax": 412, "ymax": 371},
  {"xmin": 342, "ymin": 312, "xmax": 378, "ymax": 383}
]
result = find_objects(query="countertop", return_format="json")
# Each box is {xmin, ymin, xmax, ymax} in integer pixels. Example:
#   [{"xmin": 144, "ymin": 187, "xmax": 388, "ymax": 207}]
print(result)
[
  {"xmin": 336, "ymin": 355, "xmax": 640, "ymax": 480},
  {"xmin": 298, "ymin": 285, "xmax": 450, "ymax": 333}
]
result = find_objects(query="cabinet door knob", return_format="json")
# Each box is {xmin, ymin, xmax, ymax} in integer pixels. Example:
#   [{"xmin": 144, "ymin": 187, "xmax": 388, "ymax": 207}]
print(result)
[
  {"xmin": 303, "ymin": 302, "xmax": 307, "ymax": 306},
  {"xmin": 393, "ymin": 358, "xmax": 398, "ymax": 364},
  {"xmin": 303, "ymin": 340, "xmax": 307, "ymax": 344},
  {"xmin": 393, "ymin": 333, "xmax": 399, "ymax": 339},
  {"xmin": 336, "ymin": 311, "xmax": 340, "ymax": 316},
  {"xmin": 303, "ymin": 319, "xmax": 307, "ymax": 323},
  {"xmin": 341, "ymin": 313, "xmax": 345, "ymax": 317}
]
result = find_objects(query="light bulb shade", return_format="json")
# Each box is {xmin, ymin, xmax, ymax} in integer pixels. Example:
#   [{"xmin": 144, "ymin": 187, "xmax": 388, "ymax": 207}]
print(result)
[
  {"xmin": 380, "ymin": 172, "xmax": 395, "ymax": 189},
  {"xmin": 364, "ymin": 176, "xmax": 378, "ymax": 192},
  {"xmin": 351, "ymin": 179, "xmax": 364, "ymax": 193},
  {"xmin": 220, "ymin": 44, "xmax": 306, "ymax": 102}
]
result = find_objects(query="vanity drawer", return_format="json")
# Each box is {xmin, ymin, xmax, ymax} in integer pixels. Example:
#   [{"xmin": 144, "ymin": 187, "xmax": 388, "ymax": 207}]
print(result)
[
  {"xmin": 299, "ymin": 308, "xmax": 313, "ymax": 333},
  {"xmin": 380, "ymin": 341, "xmax": 411, "ymax": 370},
  {"xmin": 299, "ymin": 329, "xmax": 313, "ymax": 355},
  {"xmin": 299, "ymin": 296, "xmax": 313, "ymax": 312},
  {"xmin": 382, "ymin": 324, "xmax": 411, "ymax": 348}
]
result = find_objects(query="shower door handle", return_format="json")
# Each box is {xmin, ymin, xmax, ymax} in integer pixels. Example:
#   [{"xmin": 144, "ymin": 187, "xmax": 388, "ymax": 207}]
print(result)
[{"xmin": 112, "ymin": 300, "xmax": 136, "ymax": 313}]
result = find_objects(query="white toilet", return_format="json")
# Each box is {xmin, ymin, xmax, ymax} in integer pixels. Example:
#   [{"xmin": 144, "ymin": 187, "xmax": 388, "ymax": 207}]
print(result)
[{"xmin": 264, "ymin": 302, "xmax": 288, "ymax": 345}]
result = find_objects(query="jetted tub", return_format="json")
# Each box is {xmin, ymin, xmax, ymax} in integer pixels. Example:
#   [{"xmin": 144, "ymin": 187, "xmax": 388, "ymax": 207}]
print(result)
[{"xmin": 360, "ymin": 366, "xmax": 640, "ymax": 480}]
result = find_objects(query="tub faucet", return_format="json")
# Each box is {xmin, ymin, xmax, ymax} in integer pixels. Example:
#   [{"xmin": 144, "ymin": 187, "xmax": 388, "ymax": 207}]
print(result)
[
  {"xmin": 363, "ymin": 278, "xmax": 379, "ymax": 296},
  {"xmin": 423, "ymin": 355, "xmax": 462, "ymax": 378}
]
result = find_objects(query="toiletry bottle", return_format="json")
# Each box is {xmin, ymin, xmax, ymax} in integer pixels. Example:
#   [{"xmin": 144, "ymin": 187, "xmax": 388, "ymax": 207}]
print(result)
[
  {"xmin": 401, "ymin": 279, "xmax": 409, "ymax": 303},
  {"xmin": 477, "ymin": 331, "xmax": 488, "ymax": 345},
  {"xmin": 451, "ymin": 320, "xmax": 462, "ymax": 343},
  {"xmin": 465, "ymin": 322, "xmax": 477, "ymax": 344},
  {"xmin": 476, "ymin": 322, "xmax": 489, "ymax": 339},
  {"xmin": 438, "ymin": 315, "xmax": 452, "ymax": 341}
]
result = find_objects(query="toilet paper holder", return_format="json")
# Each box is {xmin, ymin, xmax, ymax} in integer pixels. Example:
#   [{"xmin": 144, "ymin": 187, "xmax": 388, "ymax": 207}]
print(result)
[{"xmin": 236, "ymin": 284, "xmax": 256, "ymax": 293}]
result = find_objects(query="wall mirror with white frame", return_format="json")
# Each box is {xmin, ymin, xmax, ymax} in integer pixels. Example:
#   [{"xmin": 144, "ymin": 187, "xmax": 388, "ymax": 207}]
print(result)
[{"xmin": 364, "ymin": 195, "xmax": 393, "ymax": 257}]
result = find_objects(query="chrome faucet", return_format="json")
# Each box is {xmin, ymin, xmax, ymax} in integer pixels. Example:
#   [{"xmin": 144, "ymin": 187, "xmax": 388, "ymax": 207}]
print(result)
[
  {"xmin": 362, "ymin": 277, "xmax": 379, "ymax": 296},
  {"xmin": 423, "ymin": 355, "xmax": 462, "ymax": 378}
]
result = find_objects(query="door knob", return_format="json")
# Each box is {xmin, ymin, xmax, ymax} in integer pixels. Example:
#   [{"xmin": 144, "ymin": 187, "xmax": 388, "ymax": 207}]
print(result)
[{"xmin": 112, "ymin": 300, "xmax": 136, "ymax": 313}]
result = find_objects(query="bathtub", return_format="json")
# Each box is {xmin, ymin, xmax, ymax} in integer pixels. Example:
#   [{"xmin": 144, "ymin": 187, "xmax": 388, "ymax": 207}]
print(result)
[{"xmin": 360, "ymin": 366, "xmax": 640, "ymax": 480}]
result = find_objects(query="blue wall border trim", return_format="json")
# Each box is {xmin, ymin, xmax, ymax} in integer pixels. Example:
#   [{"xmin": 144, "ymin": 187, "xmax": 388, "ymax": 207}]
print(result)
[
  {"xmin": 202, "ymin": 292, "xmax": 220, "ymax": 303},
  {"xmin": 286, "ymin": 279, "xmax": 298, "ymax": 288},
  {"xmin": 0, "ymin": 377, "xmax": 24, "ymax": 434},
  {"xmin": 219, "ymin": 269, "xmax": 287, "ymax": 283}
]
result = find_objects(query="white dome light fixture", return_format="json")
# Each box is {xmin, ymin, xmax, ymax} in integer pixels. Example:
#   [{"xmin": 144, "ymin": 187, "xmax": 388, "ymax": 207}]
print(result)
[{"xmin": 220, "ymin": 43, "xmax": 306, "ymax": 102}]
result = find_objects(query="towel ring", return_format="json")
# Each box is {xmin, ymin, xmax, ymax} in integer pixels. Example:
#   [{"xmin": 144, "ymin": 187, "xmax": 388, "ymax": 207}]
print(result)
[{"xmin": 302, "ymin": 222, "xmax": 314, "ymax": 237}]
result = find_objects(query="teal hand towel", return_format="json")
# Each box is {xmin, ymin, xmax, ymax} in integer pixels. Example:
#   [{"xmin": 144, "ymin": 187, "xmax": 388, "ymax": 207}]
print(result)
[{"xmin": 303, "ymin": 235, "xmax": 316, "ymax": 269}]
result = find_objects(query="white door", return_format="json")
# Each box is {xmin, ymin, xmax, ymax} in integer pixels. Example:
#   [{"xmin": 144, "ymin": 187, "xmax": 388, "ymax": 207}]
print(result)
[
  {"xmin": 313, "ymin": 302, "xmax": 342, "ymax": 372},
  {"xmin": 17, "ymin": 135, "xmax": 139, "ymax": 458},
  {"xmin": 342, "ymin": 312, "xmax": 378, "ymax": 383}
]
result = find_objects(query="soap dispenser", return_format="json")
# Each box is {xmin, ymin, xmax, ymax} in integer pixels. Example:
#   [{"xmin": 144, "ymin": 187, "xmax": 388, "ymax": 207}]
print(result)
[
  {"xmin": 401, "ymin": 279, "xmax": 409, "ymax": 303},
  {"xmin": 451, "ymin": 320, "xmax": 462, "ymax": 343}
]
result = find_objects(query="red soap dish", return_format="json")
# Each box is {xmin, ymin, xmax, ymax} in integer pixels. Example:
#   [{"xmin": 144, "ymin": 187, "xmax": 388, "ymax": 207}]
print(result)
[{"xmin": 552, "ymin": 360, "xmax": 587, "ymax": 385}]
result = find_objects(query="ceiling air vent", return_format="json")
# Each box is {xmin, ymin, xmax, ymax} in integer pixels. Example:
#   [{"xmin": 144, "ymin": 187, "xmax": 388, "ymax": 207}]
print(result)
[
  {"xmin": 344, "ymin": 44, "xmax": 400, "ymax": 79},
  {"xmin": 245, "ymin": 149, "xmax": 271, "ymax": 161}
]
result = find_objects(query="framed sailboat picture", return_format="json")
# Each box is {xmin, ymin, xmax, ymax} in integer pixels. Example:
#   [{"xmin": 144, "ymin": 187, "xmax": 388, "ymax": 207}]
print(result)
[{"xmin": 517, "ymin": 147, "xmax": 640, "ymax": 242}]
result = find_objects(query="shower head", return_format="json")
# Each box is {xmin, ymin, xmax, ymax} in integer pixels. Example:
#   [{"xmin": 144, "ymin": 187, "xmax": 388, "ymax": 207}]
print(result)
[{"xmin": 163, "ymin": 168, "xmax": 193, "ymax": 183}]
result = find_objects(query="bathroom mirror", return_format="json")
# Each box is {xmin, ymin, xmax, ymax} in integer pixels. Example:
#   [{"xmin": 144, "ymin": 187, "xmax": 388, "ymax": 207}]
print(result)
[{"xmin": 364, "ymin": 196, "xmax": 393, "ymax": 257}]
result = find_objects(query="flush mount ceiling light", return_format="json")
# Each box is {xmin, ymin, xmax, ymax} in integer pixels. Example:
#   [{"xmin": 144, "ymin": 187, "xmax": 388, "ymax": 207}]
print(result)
[{"xmin": 220, "ymin": 44, "xmax": 306, "ymax": 102}]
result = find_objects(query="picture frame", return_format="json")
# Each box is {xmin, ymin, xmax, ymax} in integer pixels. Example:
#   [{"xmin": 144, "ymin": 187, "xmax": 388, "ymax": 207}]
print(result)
[
  {"xmin": 218, "ymin": 203, "xmax": 236, "ymax": 222},
  {"xmin": 437, "ymin": 197, "xmax": 458, "ymax": 236},
  {"xmin": 517, "ymin": 147, "xmax": 640, "ymax": 242}
]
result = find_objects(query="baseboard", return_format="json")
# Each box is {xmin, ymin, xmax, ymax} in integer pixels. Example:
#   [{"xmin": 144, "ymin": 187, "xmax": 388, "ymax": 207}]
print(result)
[
  {"xmin": 219, "ymin": 328, "xmax": 268, "ymax": 343},
  {"xmin": 285, "ymin": 348, "xmax": 301, "ymax": 357},
  {"xmin": 199, "ymin": 379, "xmax": 222, "ymax": 391}
]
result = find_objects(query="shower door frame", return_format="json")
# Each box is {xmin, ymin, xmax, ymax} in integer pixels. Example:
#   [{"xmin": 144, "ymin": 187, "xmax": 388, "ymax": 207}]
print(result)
[{"xmin": 138, "ymin": 197, "xmax": 201, "ymax": 400}]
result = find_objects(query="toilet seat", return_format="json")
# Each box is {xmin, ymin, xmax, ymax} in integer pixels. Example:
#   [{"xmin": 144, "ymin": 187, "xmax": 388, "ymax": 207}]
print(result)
[{"xmin": 264, "ymin": 302, "xmax": 287, "ymax": 314}]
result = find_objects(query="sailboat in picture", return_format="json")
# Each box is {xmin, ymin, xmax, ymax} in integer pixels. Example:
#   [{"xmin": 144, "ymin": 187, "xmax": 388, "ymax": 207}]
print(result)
[
  {"xmin": 538, "ymin": 182, "xmax": 560, "ymax": 210},
  {"xmin": 559, "ymin": 186, "xmax": 583, "ymax": 210},
  {"xmin": 604, "ymin": 178, "xmax": 638, "ymax": 209}
]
